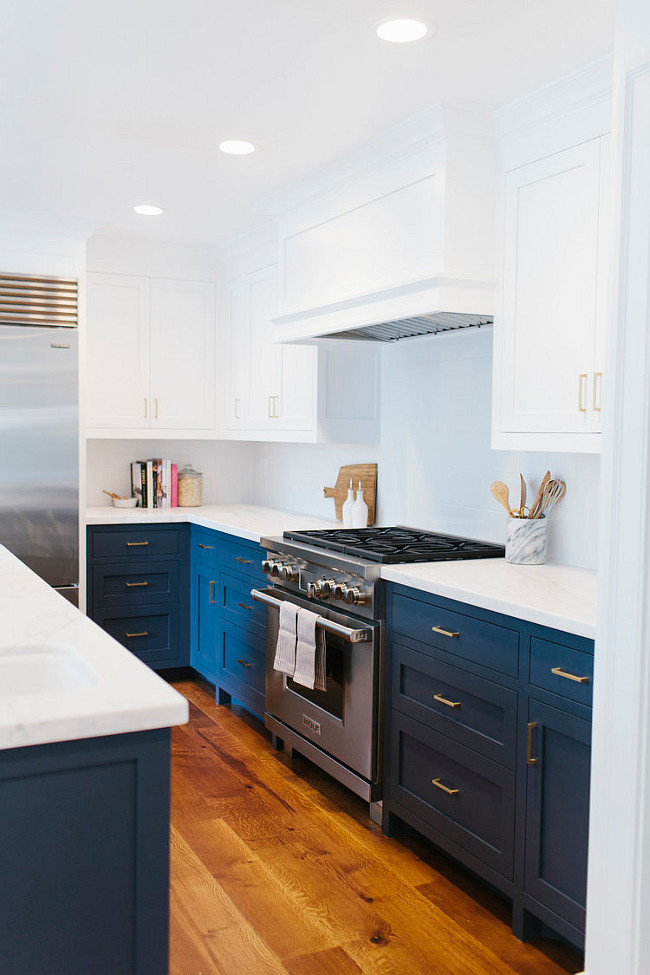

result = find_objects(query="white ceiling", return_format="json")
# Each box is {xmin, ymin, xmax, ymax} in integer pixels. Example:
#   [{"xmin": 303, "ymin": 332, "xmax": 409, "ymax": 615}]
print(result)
[{"xmin": 0, "ymin": 0, "xmax": 613, "ymax": 248}]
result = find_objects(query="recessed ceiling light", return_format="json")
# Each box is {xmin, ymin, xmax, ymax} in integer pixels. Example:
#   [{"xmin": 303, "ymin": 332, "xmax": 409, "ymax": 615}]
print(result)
[
  {"xmin": 376, "ymin": 19, "xmax": 429, "ymax": 43},
  {"xmin": 219, "ymin": 140, "xmax": 256, "ymax": 155},
  {"xmin": 133, "ymin": 204, "xmax": 163, "ymax": 216}
]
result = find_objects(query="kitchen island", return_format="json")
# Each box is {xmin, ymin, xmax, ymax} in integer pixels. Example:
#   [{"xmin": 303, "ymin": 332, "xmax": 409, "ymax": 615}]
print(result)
[{"xmin": 0, "ymin": 545, "xmax": 188, "ymax": 975}]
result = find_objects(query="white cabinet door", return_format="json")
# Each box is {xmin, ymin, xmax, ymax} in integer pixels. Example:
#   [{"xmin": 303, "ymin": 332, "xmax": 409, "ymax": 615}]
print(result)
[
  {"xmin": 86, "ymin": 273, "xmax": 150, "ymax": 429},
  {"xmin": 277, "ymin": 344, "xmax": 317, "ymax": 432},
  {"xmin": 247, "ymin": 268, "xmax": 282, "ymax": 430},
  {"xmin": 498, "ymin": 139, "xmax": 602, "ymax": 436},
  {"xmin": 149, "ymin": 279, "xmax": 215, "ymax": 430},
  {"xmin": 224, "ymin": 281, "xmax": 249, "ymax": 431},
  {"xmin": 590, "ymin": 133, "xmax": 612, "ymax": 432}
]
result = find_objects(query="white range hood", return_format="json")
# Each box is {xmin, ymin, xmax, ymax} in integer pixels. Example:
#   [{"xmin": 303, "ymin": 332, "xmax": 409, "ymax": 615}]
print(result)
[{"xmin": 271, "ymin": 106, "xmax": 497, "ymax": 343}]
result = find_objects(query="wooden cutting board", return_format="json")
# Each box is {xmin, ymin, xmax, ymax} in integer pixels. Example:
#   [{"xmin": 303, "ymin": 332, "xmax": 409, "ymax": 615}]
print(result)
[{"xmin": 323, "ymin": 464, "xmax": 377, "ymax": 525}]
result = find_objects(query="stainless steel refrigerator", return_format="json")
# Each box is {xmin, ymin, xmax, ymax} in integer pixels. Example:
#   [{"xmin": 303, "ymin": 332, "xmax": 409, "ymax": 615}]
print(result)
[{"xmin": 0, "ymin": 324, "xmax": 79, "ymax": 604}]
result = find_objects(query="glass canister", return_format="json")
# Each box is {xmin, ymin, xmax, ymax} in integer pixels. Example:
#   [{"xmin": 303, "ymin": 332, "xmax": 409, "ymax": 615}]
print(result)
[{"xmin": 177, "ymin": 464, "xmax": 203, "ymax": 507}]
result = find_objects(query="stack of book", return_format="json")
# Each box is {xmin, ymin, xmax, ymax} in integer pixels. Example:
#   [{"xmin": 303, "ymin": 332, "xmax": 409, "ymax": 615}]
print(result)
[{"xmin": 130, "ymin": 459, "xmax": 178, "ymax": 508}]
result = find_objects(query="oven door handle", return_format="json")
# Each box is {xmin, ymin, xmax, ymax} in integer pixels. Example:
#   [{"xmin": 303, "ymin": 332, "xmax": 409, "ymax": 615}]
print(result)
[{"xmin": 250, "ymin": 589, "xmax": 373, "ymax": 644}]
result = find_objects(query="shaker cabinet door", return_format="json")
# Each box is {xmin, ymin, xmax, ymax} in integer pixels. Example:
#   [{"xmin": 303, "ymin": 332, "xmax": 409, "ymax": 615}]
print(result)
[
  {"xmin": 86, "ymin": 273, "xmax": 150, "ymax": 429},
  {"xmin": 149, "ymin": 279, "xmax": 215, "ymax": 430}
]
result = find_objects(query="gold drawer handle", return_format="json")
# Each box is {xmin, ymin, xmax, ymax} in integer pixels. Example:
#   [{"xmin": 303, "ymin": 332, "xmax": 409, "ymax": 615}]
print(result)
[
  {"xmin": 126, "ymin": 581, "xmax": 148, "ymax": 587},
  {"xmin": 236, "ymin": 658, "xmax": 252, "ymax": 668},
  {"xmin": 126, "ymin": 631, "xmax": 149, "ymax": 638},
  {"xmin": 527, "ymin": 721, "xmax": 537, "ymax": 765},
  {"xmin": 209, "ymin": 580, "xmax": 216, "ymax": 604},
  {"xmin": 432, "ymin": 777, "xmax": 459, "ymax": 796},
  {"xmin": 197, "ymin": 543, "xmax": 214, "ymax": 550},
  {"xmin": 432, "ymin": 626, "xmax": 460, "ymax": 638},
  {"xmin": 593, "ymin": 371, "xmax": 603, "ymax": 413},
  {"xmin": 434, "ymin": 693, "xmax": 461, "ymax": 709},
  {"xmin": 126, "ymin": 541, "xmax": 149, "ymax": 547},
  {"xmin": 551, "ymin": 666, "xmax": 590, "ymax": 684},
  {"xmin": 235, "ymin": 557, "xmax": 252, "ymax": 564},
  {"xmin": 578, "ymin": 373, "xmax": 588, "ymax": 413},
  {"xmin": 237, "ymin": 602, "xmax": 253, "ymax": 610}
]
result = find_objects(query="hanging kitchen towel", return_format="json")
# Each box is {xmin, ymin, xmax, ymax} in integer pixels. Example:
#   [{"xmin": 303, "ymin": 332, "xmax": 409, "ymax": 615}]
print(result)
[
  {"xmin": 273, "ymin": 600, "xmax": 298, "ymax": 675},
  {"xmin": 292, "ymin": 607, "xmax": 327, "ymax": 691}
]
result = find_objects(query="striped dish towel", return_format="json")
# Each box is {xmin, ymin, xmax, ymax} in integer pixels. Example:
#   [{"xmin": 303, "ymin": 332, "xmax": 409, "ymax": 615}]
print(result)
[
  {"xmin": 273, "ymin": 600, "xmax": 298, "ymax": 675},
  {"xmin": 292, "ymin": 607, "xmax": 326, "ymax": 691}
]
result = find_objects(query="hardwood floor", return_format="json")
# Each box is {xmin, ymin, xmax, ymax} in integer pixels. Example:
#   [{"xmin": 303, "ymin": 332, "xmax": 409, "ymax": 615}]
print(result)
[{"xmin": 169, "ymin": 677, "xmax": 583, "ymax": 975}]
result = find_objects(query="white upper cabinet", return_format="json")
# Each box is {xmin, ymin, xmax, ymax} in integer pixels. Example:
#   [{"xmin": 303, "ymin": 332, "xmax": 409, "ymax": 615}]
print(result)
[
  {"xmin": 492, "ymin": 61, "xmax": 612, "ymax": 453},
  {"xmin": 222, "ymin": 263, "xmax": 379, "ymax": 444},
  {"xmin": 86, "ymin": 273, "xmax": 216, "ymax": 437}
]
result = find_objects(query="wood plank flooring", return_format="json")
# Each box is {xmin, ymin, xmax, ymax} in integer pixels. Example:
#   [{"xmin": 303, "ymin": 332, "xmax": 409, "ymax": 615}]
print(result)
[{"xmin": 169, "ymin": 677, "xmax": 583, "ymax": 975}]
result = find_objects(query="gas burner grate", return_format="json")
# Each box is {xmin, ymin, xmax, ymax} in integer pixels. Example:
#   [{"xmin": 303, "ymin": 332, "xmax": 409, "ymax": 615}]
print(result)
[{"xmin": 283, "ymin": 526, "xmax": 505, "ymax": 564}]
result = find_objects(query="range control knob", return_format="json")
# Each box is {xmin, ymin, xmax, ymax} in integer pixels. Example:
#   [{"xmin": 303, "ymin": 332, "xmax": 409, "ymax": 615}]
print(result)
[
  {"xmin": 343, "ymin": 586, "xmax": 367, "ymax": 606},
  {"xmin": 332, "ymin": 583, "xmax": 347, "ymax": 600},
  {"xmin": 307, "ymin": 579, "xmax": 335, "ymax": 599},
  {"xmin": 261, "ymin": 559, "xmax": 273, "ymax": 574},
  {"xmin": 278, "ymin": 563, "xmax": 299, "ymax": 582}
]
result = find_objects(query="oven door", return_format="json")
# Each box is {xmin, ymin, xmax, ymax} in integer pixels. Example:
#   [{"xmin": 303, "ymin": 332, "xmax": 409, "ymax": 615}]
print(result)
[{"xmin": 253, "ymin": 586, "xmax": 380, "ymax": 784}]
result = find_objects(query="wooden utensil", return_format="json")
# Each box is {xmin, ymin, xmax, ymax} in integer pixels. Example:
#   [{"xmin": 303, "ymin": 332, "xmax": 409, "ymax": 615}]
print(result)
[
  {"xmin": 528, "ymin": 470, "xmax": 552, "ymax": 519},
  {"xmin": 490, "ymin": 480, "xmax": 514, "ymax": 517},
  {"xmin": 323, "ymin": 464, "xmax": 377, "ymax": 525},
  {"xmin": 103, "ymin": 489, "xmax": 126, "ymax": 500},
  {"xmin": 539, "ymin": 478, "xmax": 566, "ymax": 516},
  {"xmin": 519, "ymin": 474, "xmax": 526, "ymax": 518}
]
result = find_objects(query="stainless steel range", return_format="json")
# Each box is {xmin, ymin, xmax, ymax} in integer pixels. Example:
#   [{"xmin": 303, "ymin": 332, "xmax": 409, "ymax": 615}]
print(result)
[{"xmin": 251, "ymin": 526, "xmax": 504, "ymax": 818}]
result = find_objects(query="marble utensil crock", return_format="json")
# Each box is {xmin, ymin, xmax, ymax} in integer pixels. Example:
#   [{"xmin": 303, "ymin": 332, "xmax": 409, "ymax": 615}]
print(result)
[{"xmin": 505, "ymin": 516, "xmax": 547, "ymax": 565}]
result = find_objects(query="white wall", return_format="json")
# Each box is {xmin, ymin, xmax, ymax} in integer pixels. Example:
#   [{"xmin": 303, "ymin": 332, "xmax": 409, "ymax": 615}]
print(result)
[
  {"xmin": 86, "ymin": 439, "xmax": 257, "ymax": 507},
  {"xmin": 254, "ymin": 328, "xmax": 600, "ymax": 570}
]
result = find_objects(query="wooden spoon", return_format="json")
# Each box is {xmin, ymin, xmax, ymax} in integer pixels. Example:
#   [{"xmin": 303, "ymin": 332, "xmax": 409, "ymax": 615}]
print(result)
[
  {"xmin": 490, "ymin": 480, "xmax": 513, "ymax": 517},
  {"xmin": 528, "ymin": 471, "xmax": 552, "ymax": 519},
  {"xmin": 519, "ymin": 474, "xmax": 526, "ymax": 517},
  {"xmin": 103, "ymin": 489, "xmax": 125, "ymax": 500}
]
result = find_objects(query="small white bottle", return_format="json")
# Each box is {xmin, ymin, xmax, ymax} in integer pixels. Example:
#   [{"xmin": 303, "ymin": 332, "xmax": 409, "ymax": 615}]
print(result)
[
  {"xmin": 351, "ymin": 480, "xmax": 368, "ymax": 528},
  {"xmin": 342, "ymin": 479, "xmax": 356, "ymax": 528}
]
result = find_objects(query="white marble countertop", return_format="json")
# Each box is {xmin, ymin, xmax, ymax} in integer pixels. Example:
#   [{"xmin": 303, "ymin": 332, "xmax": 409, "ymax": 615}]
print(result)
[
  {"xmin": 381, "ymin": 560, "xmax": 597, "ymax": 639},
  {"xmin": 0, "ymin": 546, "xmax": 188, "ymax": 751},
  {"xmin": 86, "ymin": 503, "xmax": 337, "ymax": 542}
]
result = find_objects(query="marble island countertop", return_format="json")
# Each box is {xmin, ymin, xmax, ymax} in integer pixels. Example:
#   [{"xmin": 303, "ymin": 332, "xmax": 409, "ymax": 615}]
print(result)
[
  {"xmin": 87, "ymin": 505, "xmax": 597, "ymax": 638},
  {"xmin": 0, "ymin": 546, "xmax": 188, "ymax": 751}
]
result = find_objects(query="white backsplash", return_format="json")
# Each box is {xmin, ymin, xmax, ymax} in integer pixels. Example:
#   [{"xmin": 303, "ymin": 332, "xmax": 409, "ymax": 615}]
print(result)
[
  {"xmin": 86, "ymin": 440, "xmax": 257, "ymax": 507},
  {"xmin": 253, "ymin": 329, "xmax": 600, "ymax": 570},
  {"xmin": 86, "ymin": 330, "xmax": 600, "ymax": 570}
]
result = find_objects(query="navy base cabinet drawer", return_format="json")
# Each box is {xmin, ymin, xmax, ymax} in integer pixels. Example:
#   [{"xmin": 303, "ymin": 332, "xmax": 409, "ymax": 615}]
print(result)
[
  {"xmin": 390, "ymin": 590, "xmax": 520, "ymax": 678},
  {"xmin": 529, "ymin": 636, "xmax": 593, "ymax": 708},
  {"xmin": 388, "ymin": 710, "xmax": 515, "ymax": 881},
  {"xmin": 220, "ymin": 571, "xmax": 266, "ymax": 638},
  {"xmin": 92, "ymin": 561, "xmax": 179, "ymax": 606},
  {"xmin": 391, "ymin": 640, "xmax": 517, "ymax": 768},
  {"xmin": 218, "ymin": 535, "xmax": 264, "ymax": 581},
  {"xmin": 91, "ymin": 527, "xmax": 182, "ymax": 560},
  {"xmin": 95, "ymin": 605, "xmax": 181, "ymax": 666},
  {"xmin": 215, "ymin": 623, "xmax": 265, "ymax": 720}
]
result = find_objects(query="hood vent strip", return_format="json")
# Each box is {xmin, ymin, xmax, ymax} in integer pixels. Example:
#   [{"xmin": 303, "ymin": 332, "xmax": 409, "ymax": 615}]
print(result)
[
  {"xmin": 0, "ymin": 273, "xmax": 78, "ymax": 328},
  {"xmin": 334, "ymin": 312, "xmax": 493, "ymax": 342}
]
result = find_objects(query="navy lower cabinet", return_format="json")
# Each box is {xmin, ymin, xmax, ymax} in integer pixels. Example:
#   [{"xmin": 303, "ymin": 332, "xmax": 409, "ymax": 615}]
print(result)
[
  {"xmin": 189, "ymin": 525, "xmax": 266, "ymax": 719},
  {"xmin": 87, "ymin": 524, "xmax": 189, "ymax": 670},
  {"xmin": 0, "ymin": 728, "xmax": 170, "ymax": 975},
  {"xmin": 383, "ymin": 582, "xmax": 593, "ymax": 951}
]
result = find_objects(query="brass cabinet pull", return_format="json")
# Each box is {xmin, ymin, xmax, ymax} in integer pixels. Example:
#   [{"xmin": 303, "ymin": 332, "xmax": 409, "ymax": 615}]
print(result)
[
  {"xmin": 432, "ymin": 626, "xmax": 460, "ymax": 638},
  {"xmin": 234, "ymin": 397, "xmax": 240, "ymax": 420},
  {"xmin": 593, "ymin": 372, "xmax": 603, "ymax": 413},
  {"xmin": 527, "ymin": 721, "xmax": 538, "ymax": 765},
  {"xmin": 434, "ymin": 693, "xmax": 461, "ymax": 709},
  {"xmin": 578, "ymin": 373, "xmax": 588, "ymax": 413},
  {"xmin": 432, "ymin": 777, "xmax": 459, "ymax": 796},
  {"xmin": 126, "ymin": 631, "xmax": 149, "ymax": 638},
  {"xmin": 551, "ymin": 666, "xmax": 590, "ymax": 684},
  {"xmin": 235, "ymin": 556, "xmax": 252, "ymax": 564},
  {"xmin": 236, "ymin": 658, "xmax": 252, "ymax": 668},
  {"xmin": 208, "ymin": 580, "xmax": 216, "ymax": 604},
  {"xmin": 154, "ymin": 396, "xmax": 159, "ymax": 420},
  {"xmin": 126, "ymin": 581, "xmax": 148, "ymax": 587},
  {"xmin": 197, "ymin": 543, "xmax": 214, "ymax": 550},
  {"xmin": 144, "ymin": 397, "xmax": 148, "ymax": 419},
  {"xmin": 237, "ymin": 602, "xmax": 253, "ymax": 610},
  {"xmin": 271, "ymin": 395, "xmax": 280, "ymax": 418},
  {"xmin": 126, "ymin": 541, "xmax": 149, "ymax": 547},
  {"xmin": 268, "ymin": 395, "xmax": 273, "ymax": 418}
]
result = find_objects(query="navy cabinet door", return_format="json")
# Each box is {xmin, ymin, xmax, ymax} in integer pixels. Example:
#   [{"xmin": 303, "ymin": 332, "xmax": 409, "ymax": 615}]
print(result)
[
  {"xmin": 190, "ymin": 561, "xmax": 220, "ymax": 682},
  {"xmin": 524, "ymin": 698, "xmax": 591, "ymax": 932}
]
